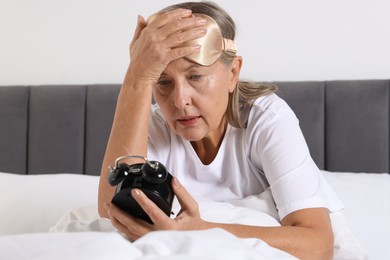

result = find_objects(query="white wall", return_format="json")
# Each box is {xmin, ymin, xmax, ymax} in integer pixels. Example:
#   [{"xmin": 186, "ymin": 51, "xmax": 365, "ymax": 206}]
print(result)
[{"xmin": 1, "ymin": 0, "xmax": 389, "ymax": 85}]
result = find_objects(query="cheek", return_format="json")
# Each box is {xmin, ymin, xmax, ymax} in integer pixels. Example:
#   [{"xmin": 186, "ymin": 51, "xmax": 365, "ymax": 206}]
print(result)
[
  {"xmin": 153, "ymin": 93, "xmax": 172, "ymax": 120},
  {"xmin": 207, "ymin": 75, "xmax": 230, "ymax": 105},
  {"xmin": 155, "ymin": 99, "xmax": 172, "ymax": 117},
  {"xmin": 153, "ymin": 86, "xmax": 171, "ymax": 106}
]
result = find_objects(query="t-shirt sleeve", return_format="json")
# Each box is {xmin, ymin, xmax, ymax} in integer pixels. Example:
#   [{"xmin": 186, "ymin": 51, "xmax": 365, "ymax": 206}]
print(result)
[{"xmin": 248, "ymin": 96, "xmax": 342, "ymax": 220}]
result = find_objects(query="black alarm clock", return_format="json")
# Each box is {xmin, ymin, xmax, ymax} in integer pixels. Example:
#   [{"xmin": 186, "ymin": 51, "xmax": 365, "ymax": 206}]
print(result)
[{"xmin": 107, "ymin": 155, "xmax": 174, "ymax": 224}]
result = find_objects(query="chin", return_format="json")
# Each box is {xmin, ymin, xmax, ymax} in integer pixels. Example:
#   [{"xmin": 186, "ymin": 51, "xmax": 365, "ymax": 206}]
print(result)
[
  {"xmin": 175, "ymin": 129, "xmax": 205, "ymax": 142},
  {"xmin": 180, "ymin": 133, "xmax": 204, "ymax": 142}
]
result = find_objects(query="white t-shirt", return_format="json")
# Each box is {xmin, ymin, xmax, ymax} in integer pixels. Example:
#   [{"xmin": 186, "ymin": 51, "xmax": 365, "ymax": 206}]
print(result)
[{"xmin": 147, "ymin": 93, "xmax": 343, "ymax": 220}]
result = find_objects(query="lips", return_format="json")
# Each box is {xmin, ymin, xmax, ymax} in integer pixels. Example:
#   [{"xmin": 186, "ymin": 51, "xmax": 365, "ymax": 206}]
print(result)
[{"xmin": 177, "ymin": 116, "xmax": 200, "ymax": 126}]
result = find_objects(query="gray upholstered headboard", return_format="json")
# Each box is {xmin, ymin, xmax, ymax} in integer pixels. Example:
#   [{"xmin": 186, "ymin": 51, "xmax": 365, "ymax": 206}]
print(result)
[{"xmin": 0, "ymin": 80, "xmax": 389, "ymax": 175}]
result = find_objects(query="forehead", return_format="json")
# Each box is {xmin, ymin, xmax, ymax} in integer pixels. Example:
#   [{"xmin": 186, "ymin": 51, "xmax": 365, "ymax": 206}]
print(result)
[{"xmin": 161, "ymin": 58, "xmax": 223, "ymax": 76}]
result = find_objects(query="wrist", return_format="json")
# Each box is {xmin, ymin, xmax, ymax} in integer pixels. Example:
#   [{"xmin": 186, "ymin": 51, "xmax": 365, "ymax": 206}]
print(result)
[
  {"xmin": 200, "ymin": 220, "xmax": 216, "ymax": 231},
  {"xmin": 124, "ymin": 63, "xmax": 157, "ymax": 89},
  {"xmin": 117, "ymin": 65, "xmax": 155, "ymax": 105}
]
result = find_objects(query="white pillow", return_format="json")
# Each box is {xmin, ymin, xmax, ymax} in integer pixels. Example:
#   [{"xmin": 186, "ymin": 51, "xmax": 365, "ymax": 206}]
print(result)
[{"xmin": 0, "ymin": 172, "xmax": 99, "ymax": 235}]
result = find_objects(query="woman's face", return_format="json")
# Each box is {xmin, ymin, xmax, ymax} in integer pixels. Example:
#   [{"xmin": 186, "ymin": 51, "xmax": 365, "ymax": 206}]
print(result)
[{"xmin": 153, "ymin": 57, "xmax": 240, "ymax": 142}]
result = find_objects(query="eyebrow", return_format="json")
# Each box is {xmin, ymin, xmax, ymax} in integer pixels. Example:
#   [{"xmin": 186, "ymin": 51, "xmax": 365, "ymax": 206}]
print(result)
[{"xmin": 160, "ymin": 63, "xmax": 202, "ymax": 76}]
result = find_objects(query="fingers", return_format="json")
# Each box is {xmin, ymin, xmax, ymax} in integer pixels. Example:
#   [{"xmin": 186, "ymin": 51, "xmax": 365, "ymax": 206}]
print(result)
[
  {"xmin": 164, "ymin": 25, "xmax": 206, "ymax": 48},
  {"xmin": 157, "ymin": 16, "xmax": 207, "ymax": 43},
  {"xmin": 172, "ymin": 177, "xmax": 199, "ymax": 216},
  {"xmin": 105, "ymin": 180, "xmax": 201, "ymax": 238},
  {"xmin": 132, "ymin": 15, "xmax": 146, "ymax": 42},
  {"xmin": 146, "ymin": 9, "xmax": 207, "ymax": 50},
  {"xmin": 130, "ymin": 15, "xmax": 147, "ymax": 55},
  {"xmin": 127, "ymin": 8, "xmax": 206, "ymax": 83},
  {"xmin": 104, "ymin": 202, "xmax": 149, "ymax": 241},
  {"xmin": 148, "ymin": 17, "xmax": 205, "ymax": 64},
  {"xmin": 131, "ymin": 189, "xmax": 172, "ymax": 227},
  {"xmin": 147, "ymin": 8, "xmax": 193, "ymax": 29},
  {"xmin": 134, "ymin": 15, "xmax": 147, "ymax": 41}
]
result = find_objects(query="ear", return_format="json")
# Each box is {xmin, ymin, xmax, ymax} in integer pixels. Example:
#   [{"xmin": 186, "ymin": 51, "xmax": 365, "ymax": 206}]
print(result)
[{"xmin": 228, "ymin": 56, "xmax": 243, "ymax": 93}]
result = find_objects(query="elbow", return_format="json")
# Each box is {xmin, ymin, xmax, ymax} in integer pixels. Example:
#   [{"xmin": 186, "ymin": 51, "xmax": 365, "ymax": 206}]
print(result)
[
  {"xmin": 97, "ymin": 188, "xmax": 112, "ymax": 219},
  {"xmin": 323, "ymin": 231, "xmax": 335, "ymax": 260},
  {"xmin": 97, "ymin": 173, "xmax": 115, "ymax": 219},
  {"xmin": 313, "ymin": 228, "xmax": 334, "ymax": 260},
  {"xmin": 98, "ymin": 203, "xmax": 109, "ymax": 218},
  {"xmin": 299, "ymin": 231, "xmax": 334, "ymax": 260}
]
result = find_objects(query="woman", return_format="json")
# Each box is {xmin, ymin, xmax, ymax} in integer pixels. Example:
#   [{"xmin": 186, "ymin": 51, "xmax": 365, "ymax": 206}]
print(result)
[{"xmin": 98, "ymin": 2, "xmax": 343, "ymax": 259}]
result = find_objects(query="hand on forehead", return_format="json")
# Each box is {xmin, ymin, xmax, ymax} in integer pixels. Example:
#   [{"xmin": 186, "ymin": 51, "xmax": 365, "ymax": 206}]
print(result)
[{"xmin": 146, "ymin": 10, "xmax": 236, "ymax": 66}]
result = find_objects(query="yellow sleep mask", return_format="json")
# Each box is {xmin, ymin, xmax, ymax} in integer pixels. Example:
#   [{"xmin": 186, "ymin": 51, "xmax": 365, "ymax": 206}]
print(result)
[{"xmin": 147, "ymin": 13, "xmax": 237, "ymax": 66}]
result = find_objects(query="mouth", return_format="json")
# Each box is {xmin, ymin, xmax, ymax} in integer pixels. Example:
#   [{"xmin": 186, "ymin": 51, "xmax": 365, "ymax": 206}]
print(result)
[{"xmin": 177, "ymin": 116, "xmax": 201, "ymax": 126}]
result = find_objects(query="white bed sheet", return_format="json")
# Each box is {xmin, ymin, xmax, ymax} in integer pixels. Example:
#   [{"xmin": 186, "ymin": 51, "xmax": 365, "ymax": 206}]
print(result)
[
  {"xmin": 0, "ymin": 229, "xmax": 296, "ymax": 260},
  {"xmin": 323, "ymin": 171, "xmax": 390, "ymax": 260},
  {"xmin": 0, "ymin": 171, "xmax": 389, "ymax": 259}
]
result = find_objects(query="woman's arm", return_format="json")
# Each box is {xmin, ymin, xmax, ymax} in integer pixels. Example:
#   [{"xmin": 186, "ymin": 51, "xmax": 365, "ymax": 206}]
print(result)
[
  {"xmin": 209, "ymin": 208, "xmax": 334, "ymax": 260},
  {"xmin": 104, "ymin": 177, "xmax": 334, "ymax": 260},
  {"xmin": 98, "ymin": 9, "xmax": 207, "ymax": 218},
  {"xmin": 97, "ymin": 66, "xmax": 153, "ymax": 218}
]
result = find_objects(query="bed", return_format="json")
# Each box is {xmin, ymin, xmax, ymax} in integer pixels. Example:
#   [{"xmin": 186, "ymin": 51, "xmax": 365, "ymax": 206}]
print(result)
[{"xmin": 0, "ymin": 80, "xmax": 389, "ymax": 259}]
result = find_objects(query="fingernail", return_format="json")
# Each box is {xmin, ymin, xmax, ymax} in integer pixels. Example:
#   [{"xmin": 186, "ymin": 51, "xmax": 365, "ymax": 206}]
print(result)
[
  {"xmin": 132, "ymin": 188, "xmax": 141, "ymax": 196},
  {"xmin": 197, "ymin": 18, "xmax": 207, "ymax": 25},
  {"xmin": 137, "ymin": 15, "xmax": 144, "ymax": 23},
  {"xmin": 198, "ymin": 29, "xmax": 207, "ymax": 35},
  {"xmin": 172, "ymin": 177, "xmax": 180, "ymax": 187}
]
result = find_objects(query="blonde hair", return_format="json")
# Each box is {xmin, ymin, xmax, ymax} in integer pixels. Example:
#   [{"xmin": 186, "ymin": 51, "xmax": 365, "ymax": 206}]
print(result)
[
  {"xmin": 227, "ymin": 79, "xmax": 277, "ymax": 128},
  {"xmin": 162, "ymin": 2, "xmax": 277, "ymax": 128}
]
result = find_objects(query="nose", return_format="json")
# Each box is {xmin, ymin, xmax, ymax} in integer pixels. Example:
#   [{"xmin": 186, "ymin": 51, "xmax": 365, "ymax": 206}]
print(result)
[{"xmin": 174, "ymin": 83, "xmax": 191, "ymax": 109}]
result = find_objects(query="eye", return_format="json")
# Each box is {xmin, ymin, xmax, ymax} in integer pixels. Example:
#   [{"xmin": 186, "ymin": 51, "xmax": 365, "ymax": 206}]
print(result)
[
  {"xmin": 189, "ymin": 74, "xmax": 202, "ymax": 81},
  {"xmin": 157, "ymin": 79, "xmax": 171, "ymax": 86}
]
